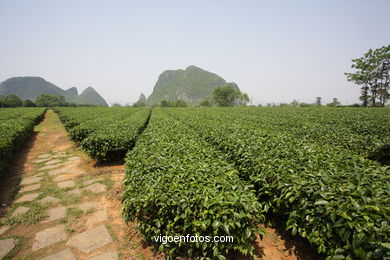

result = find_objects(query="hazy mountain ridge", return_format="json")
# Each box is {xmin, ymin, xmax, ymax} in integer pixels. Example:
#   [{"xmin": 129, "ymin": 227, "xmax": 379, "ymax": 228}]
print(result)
[
  {"xmin": 0, "ymin": 77, "xmax": 108, "ymax": 106},
  {"xmin": 147, "ymin": 65, "xmax": 239, "ymax": 105}
]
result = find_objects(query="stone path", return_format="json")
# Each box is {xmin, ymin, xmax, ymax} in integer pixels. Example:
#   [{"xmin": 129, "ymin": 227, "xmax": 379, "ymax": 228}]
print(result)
[{"xmin": 0, "ymin": 110, "xmax": 121, "ymax": 259}]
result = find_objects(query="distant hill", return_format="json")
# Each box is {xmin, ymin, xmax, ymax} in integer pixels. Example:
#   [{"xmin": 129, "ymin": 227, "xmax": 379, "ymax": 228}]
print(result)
[
  {"xmin": 137, "ymin": 93, "xmax": 146, "ymax": 103},
  {"xmin": 0, "ymin": 77, "xmax": 108, "ymax": 106},
  {"xmin": 76, "ymin": 87, "xmax": 107, "ymax": 106},
  {"xmin": 147, "ymin": 65, "xmax": 239, "ymax": 105}
]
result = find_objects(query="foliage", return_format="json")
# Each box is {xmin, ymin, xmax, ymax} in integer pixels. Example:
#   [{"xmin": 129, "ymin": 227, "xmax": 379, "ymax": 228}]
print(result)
[
  {"xmin": 0, "ymin": 107, "xmax": 46, "ymax": 176},
  {"xmin": 123, "ymin": 109, "xmax": 265, "ymax": 259},
  {"xmin": 55, "ymin": 107, "xmax": 151, "ymax": 162},
  {"xmin": 346, "ymin": 45, "xmax": 390, "ymax": 107},
  {"xmin": 0, "ymin": 94, "xmax": 23, "ymax": 107},
  {"xmin": 35, "ymin": 94, "xmax": 67, "ymax": 107},
  {"xmin": 213, "ymin": 85, "xmax": 249, "ymax": 107},
  {"xmin": 22, "ymin": 99, "xmax": 37, "ymax": 107},
  {"xmin": 326, "ymin": 98, "xmax": 341, "ymax": 107},
  {"xmin": 166, "ymin": 107, "xmax": 390, "ymax": 259},
  {"xmin": 160, "ymin": 99, "xmax": 188, "ymax": 107}
]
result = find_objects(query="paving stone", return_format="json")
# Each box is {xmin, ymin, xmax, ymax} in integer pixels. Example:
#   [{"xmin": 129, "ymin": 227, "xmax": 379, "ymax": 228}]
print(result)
[
  {"xmin": 0, "ymin": 225, "xmax": 10, "ymax": 236},
  {"xmin": 86, "ymin": 209, "xmax": 107, "ymax": 227},
  {"xmin": 21, "ymin": 176, "xmax": 42, "ymax": 185},
  {"xmin": 15, "ymin": 192, "xmax": 41, "ymax": 203},
  {"xmin": 57, "ymin": 180, "xmax": 75, "ymax": 189},
  {"xmin": 75, "ymin": 202, "xmax": 101, "ymax": 212},
  {"xmin": 31, "ymin": 158, "xmax": 50, "ymax": 164},
  {"xmin": 39, "ymin": 196, "xmax": 61, "ymax": 205},
  {"xmin": 38, "ymin": 154, "xmax": 52, "ymax": 159},
  {"xmin": 11, "ymin": 206, "xmax": 29, "ymax": 217},
  {"xmin": 20, "ymin": 183, "xmax": 41, "ymax": 193},
  {"xmin": 66, "ymin": 225, "xmax": 112, "ymax": 254},
  {"xmin": 83, "ymin": 183, "xmax": 106, "ymax": 193},
  {"xmin": 0, "ymin": 238, "xmax": 16, "ymax": 259},
  {"xmin": 32, "ymin": 224, "xmax": 67, "ymax": 251},
  {"xmin": 68, "ymin": 157, "xmax": 81, "ymax": 161},
  {"xmin": 39, "ymin": 164, "xmax": 60, "ymax": 171},
  {"xmin": 34, "ymin": 172, "xmax": 46, "ymax": 177},
  {"xmin": 45, "ymin": 159, "xmax": 62, "ymax": 166},
  {"xmin": 48, "ymin": 168, "xmax": 69, "ymax": 176},
  {"xmin": 67, "ymin": 189, "xmax": 82, "ymax": 196},
  {"xmin": 83, "ymin": 178, "xmax": 103, "ymax": 186},
  {"xmin": 41, "ymin": 248, "xmax": 76, "ymax": 260},
  {"xmin": 54, "ymin": 175, "xmax": 73, "ymax": 182},
  {"xmin": 89, "ymin": 251, "xmax": 118, "ymax": 260},
  {"xmin": 43, "ymin": 206, "xmax": 67, "ymax": 223}
]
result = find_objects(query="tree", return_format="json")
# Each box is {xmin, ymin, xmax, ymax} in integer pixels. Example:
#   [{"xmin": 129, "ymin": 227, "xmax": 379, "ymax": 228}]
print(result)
[
  {"xmin": 2, "ymin": 95, "xmax": 23, "ymax": 107},
  {"xmin": 315, "ymin": 97, "xmax": 322, "ymax": 106},
  {"xmin": 290, "ymin": 100, "xmax": 299, "ymax": 107},
  {"xmin": 23, "ymin": 99, "xmax": 37, "ymax": 107},
  {"xmin": 236, "ymin": 93, "xmax": 250, "ymax": 106},
  {"xmin": 213, "ymin": 85, "xmax": 237, "ymax": 107},
  {"xmin": 200, "ymin": 99, "xmax": 212, "ymax": 107},
  {"xmin": 213, "ymin": 85, "xmax": 250, "ymax": 107},
  {"xmin": 346, "ymin": 45, "xmax": 390, "ymax": 107},
  {"xmin": 160, "ymin": 100, "xmax": 169, "ymax": 107},
  {"xmin": 35, "ymin": 94, "xmax": 66, "ymax": 107},
  {"xmin": 326, "ymin": 98, "xmax": 341, "ymax": 107}
]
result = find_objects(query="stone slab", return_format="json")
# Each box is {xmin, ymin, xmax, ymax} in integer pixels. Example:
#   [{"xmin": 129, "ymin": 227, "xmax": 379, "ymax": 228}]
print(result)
[
  {"xmin": 0, "ymin": 238, "xmax": 16, "ymax": 259},
  {"xmin": 67, "ymin": 189, "xmax": 82, "ymax": 196},
  {"xmin": 39, "ymin": 196, "xmax": 61, "ymax": 205},
  {"xmin": 86, "ymin": 209, "xmax": 107, "ymax": 227},
  {"xmin": 38, "ymin": 154, "xmax": 52, "ymax": 159},
  {"xmin": 11, "ymin": 206, "xmax": 29, "ymax": 217},
  {"xmin": 0, "ymin": 225, "xmax": 10, "ymax": 236},
  {"xmin": 43, "ymin": 206, "xmax": 67, "ymax": 223},
  {"xmin": 75, "ymin": 202, "xmax": 101, "ymax": 212},
  {"xmin": 31, "ymin": 158, "xmax": 50, "ymax": 164},
  {"xmin": 57, "ymin": 180, "xmax": 75, "ymax": 189},
  {"xmin": 41, "ymin": 248, "xmax": 76, "ymax": 260},
  {"xmin": 15, "ymin": 192, "xmax": 41, "ymax": 203},
  {"xmin": 39, "ymin": 165, "xmax": 60, "ymax": 171},
  {"xmin": 48, "ymin": 168, "xmax": 68, "ymax": 176},
  {"xmin": 32, "ymin": 224, "xmax": 67, "ymax": 251},
  {"xmin": 66, "ymin": 225, "xmax": 112, "ymax": 254},
  {"xmin": 45, "ymin": 159, "xmax": 62, "ymax": 165},
  {"xmin": 21, "ymin": 176, "xmax": 42, "ymax": 185},
  {"xmin": 54, "ymin": 175, "xmax": 73, "ymax": 182},
  {"xmin": 89, "ymin": 251, "xmax": 118, "ymax": 260},
  {"xmin": 68, "ymin": 157, "xmax": 81, "ymax": 161},
  {"xmin": 83, "ymin": 178, "xmax": 103, "ymax": 186},
  {"xmin": 83, "ymin": 183, "xmax": 106, "ymax": 193},
  {"xmin": 20, "ymin": 183, "xmax": 41, "ymax": 193}
]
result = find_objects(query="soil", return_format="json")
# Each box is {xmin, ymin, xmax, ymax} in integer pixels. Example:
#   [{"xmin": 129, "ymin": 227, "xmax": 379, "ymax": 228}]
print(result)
[{"xmin": 0, "ymin": 109, "xmax": 319, "ymax": 260}]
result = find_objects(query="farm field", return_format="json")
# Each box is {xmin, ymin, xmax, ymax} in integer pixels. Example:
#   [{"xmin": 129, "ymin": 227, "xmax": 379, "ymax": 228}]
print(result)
[{"xmin": 0, "ymin": 107, "xmax": 389, "ymax": 259}]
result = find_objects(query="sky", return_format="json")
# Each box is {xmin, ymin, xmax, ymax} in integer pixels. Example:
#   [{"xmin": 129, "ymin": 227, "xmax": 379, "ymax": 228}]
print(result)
[{"xmin": 0, "ymin": 0, "xmax": 389, "ymax": 105}]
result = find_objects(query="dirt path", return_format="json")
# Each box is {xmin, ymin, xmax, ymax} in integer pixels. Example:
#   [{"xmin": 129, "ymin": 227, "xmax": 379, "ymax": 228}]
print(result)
[
  {"xmin": 0, "ymin": 110, "xmax": 316, "ymax": 260},
  {"xmin": 0, "ymin": 110, "xmax": 162, "ymax": 260}
]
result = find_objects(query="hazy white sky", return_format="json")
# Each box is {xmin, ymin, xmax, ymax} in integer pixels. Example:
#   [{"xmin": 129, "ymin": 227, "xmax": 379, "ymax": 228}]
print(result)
[{"xmin": 0, "ymin": 0, "xmax": 389, "ymax": 105}]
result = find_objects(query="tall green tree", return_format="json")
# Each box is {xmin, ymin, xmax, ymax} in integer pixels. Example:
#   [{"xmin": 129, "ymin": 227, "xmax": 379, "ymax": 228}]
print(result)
[
  {"xmin": 35, "ymin": 94, "xmax": 66, "ymax": 107},
  {"xmin": 1, "ymin": 94, "xmax": 23, "ymax": 107},
  {"xmin": 346, "ymin": 45, "xmax": 390, "ymax": 107},
  {"xmin": 315, "ymin": 97, "xmax": 322, "ymax": 106},
  {"xmin": 213, "ymin": 85, "xmax": 250, "ymax": 107}
]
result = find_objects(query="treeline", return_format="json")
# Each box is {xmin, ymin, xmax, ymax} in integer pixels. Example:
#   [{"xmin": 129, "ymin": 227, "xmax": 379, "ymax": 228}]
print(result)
[
  {"xmin": 0, "ymin": 94, "xmax": 99, "ymax": 108},
  {"xmin": 258, "ymin": 97, "xmax": 358, "ymax": 107},
  {"xmin": 131, "ymin": 85, "xmax": 251, "ymax": 108},
  {"xmin": 346, "ymin": 45, "xmax": 389, "ymax": 107}
]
